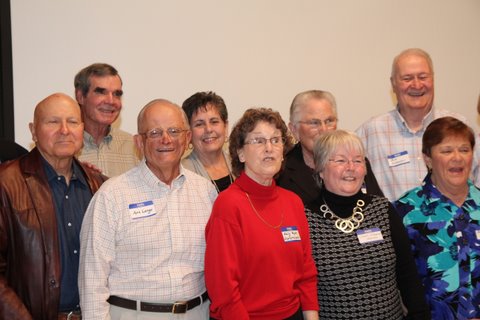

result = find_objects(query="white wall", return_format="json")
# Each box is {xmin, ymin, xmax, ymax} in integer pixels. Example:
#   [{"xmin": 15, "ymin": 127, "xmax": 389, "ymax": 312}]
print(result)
[{"xmin": 11, "ymin": 0, "xmax": 480, "ymax": 148}]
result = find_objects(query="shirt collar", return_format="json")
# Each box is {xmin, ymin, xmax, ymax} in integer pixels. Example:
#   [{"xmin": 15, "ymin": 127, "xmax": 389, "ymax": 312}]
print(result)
[
  {"xmin": 83, "ymin": 126, "xmax": 113, "ymax": 148},
  {"xmin": 138, "ymin": 159, "xmax": 186, "ymax": 189},
  {"xmin": 421, "ymin": 173, "xmax": 475, "ymax": 208},
  {"xmin": 41, "ymin": 156, "xmax": 88, "ymax": 186},
  {"xmin": 393, "ymin": 105, "xmax": 435, "ymax": 134}
]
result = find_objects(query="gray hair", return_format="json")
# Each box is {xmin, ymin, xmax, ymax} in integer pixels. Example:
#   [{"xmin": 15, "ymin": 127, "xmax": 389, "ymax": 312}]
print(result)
[
  {"xmin": 313, "ymin": 129, "xmax": 365, "ymax": 175},
  {"xmin": 391, "ymin": 48, "xmax": 434, "ymax": 80},
  {"xmin": 74, "ymin": 63, "xmax": 122, "ymax": 97},
  {"xmin": 137, "ymin": 99, "xmax": 190, "ymax": 133},
  {"xmin": 289, "ymin": 90, "xmax": 337, "ymax": 124}
]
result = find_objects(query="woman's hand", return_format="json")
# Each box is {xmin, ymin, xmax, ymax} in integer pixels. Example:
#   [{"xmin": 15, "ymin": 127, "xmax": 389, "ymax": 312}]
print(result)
[{"xmin": 303, "ymin": 310, "xmax": 319, "ymax": 320}]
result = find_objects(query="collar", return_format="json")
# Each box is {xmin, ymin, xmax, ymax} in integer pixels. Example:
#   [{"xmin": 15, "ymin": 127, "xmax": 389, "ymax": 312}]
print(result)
[
  {"xmin": 235, "ymin": 171, "xmax": 278, "ymax": 199},
  {"xmin": 83, "ymin": 126, "xmax": 113, "ymax": 148},
  {"xmin": 41, "ymin": 155, "xmax": 87, "ymax": 186},
  {"xmin": 393, "ymin": 105, "xmax": 435, "ymax": 134},
  {"xmin": 138, "ymin": 159, "xmax": 186, "ymax": 189}
]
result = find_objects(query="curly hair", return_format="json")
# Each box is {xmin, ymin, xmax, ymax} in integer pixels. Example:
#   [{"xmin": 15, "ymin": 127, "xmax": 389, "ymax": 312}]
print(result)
[{"xmin": 229, "ymin": 107, "xmax": 293, "ymax": 177}]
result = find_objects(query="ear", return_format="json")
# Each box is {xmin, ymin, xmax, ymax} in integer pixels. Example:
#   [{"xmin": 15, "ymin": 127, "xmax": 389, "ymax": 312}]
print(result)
[
  {"xmin": 423, "ymin": 153, "xmax": 432, "ymax": 171},
  {"xmin": 224, "ymin": 120, "xmax": 229, "ymax": 138},
  {"xmin": 185, "ymin": 130, "xmax": 192, "ymax": 146},
  {"xmin": 75, "ymin": 90, "xmax": 84, "ymax": 106},
  {"xmin": 134, "ymin": 134, "xmax": 144, "ymax": 153},
  {"xmin": 288, "ymin": 122, "xmax": 299, "ymax": 141},
  {"xmin": 319, "ymin": 170, "xmax": 324, "ymax": 180},
  {"xmin": 29, "ymin": 122, "xmax": 37, "ymax": 142},
  {"xmin": 237, "ymin": 148, "xmax": 245, "ymax": 163}
]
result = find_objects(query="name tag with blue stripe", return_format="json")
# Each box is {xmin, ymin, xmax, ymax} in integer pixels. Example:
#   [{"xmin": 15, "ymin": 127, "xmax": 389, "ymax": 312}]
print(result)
[{"xmin": 129, "ymin": 200, "xmax": 156, "ymax": 219}]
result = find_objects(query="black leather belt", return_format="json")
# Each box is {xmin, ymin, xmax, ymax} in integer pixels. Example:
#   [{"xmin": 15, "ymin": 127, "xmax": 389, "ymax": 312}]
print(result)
[{"xmin": 107, "ymin": 292, "xmax": 208, "ymax": 314}]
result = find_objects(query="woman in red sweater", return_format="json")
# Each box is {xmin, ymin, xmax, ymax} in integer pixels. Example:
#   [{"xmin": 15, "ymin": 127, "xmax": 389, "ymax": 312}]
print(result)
[{"xmin": 205, "ymin": 108, "xmax": 319, "ymax": 320}]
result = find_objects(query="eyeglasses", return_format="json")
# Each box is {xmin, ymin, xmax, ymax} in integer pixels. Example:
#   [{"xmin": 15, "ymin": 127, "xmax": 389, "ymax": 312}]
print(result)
[
  {"xmin": 244, "ymin": 136, "xmax": 286, "ymax": 147},
  {"xmin": 328, "ymin": 158, "xmax": 365, "ymax": 167},
  {"xmin": 140, "ymin": 127, "xmax": 188, "ymax": 139},
  {"xmin": 297, "ymin": 118, "xmax": 337, "ymax": 129}
]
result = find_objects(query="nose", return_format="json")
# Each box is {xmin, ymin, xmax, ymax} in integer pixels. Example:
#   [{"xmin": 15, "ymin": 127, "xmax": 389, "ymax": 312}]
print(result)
[
  {"xmin": 317, "ymin": 122, "xmax": 329, "ymax": 132},
  {"xmin": 264, "ymin": 139, "xmax": 274, "ymax": 152},
  {"xmin": 59, "ymin": 121, "xmax": 70, "ymax": 134},
  {"xmin": 345, "ymin": 160, "xmax": 356, "ymax": 170},
  {"xmin": 104, "ymin": 92, "xmax": 114, "ymax": 104},
  {"xmin": 205, "ymin": 122, "xmax": 213, "ymax": 132},
  {"xmin": 411, "ymin": 77, "xmax": 422, "ymax": 89},
  {"xmin": 452, "ymin": 149, "xmax": 462, "ymax": 160},
  {"xmin": 160, "ymin": 131, "xmax": 173, "ymax": 144}
]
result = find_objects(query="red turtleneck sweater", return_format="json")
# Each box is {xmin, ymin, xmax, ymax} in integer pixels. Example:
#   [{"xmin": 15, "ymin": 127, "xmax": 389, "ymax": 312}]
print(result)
[{"xmin": 205, "ymin": 172, "xmax": 318, "ymax": 319}]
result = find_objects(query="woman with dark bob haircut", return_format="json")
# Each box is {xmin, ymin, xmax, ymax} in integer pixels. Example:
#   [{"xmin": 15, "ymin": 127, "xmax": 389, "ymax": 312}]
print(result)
[
  {"xmin": 181, "ymin": 91, "xmax": 233, "ymax": 193},
  {"xmin": 205, "ymin": 108, "xmax": 319, "ymax": 320},
  {"xmin": 395, "ymin": 116, "xmax": 480, "ymax": 319}
]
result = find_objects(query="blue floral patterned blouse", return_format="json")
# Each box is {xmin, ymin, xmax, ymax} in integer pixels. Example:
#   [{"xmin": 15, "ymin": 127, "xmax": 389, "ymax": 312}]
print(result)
[{"xmin": 395, "ymin": 174, "xmax": 480, "ymax": 320}]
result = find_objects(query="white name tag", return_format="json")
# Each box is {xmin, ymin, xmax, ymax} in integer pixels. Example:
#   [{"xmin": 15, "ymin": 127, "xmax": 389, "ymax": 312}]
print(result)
[
  {"xmin": 128, "ymin": 200, "xmax": 156, "ymax": 219},
  {"xmin": 387, "ymin": 150, "xmax": 410, "ymax": 167},
  {"xmin": 356, "ymin": 228, "xmax": 384, "ymax": 244},
  {"xmin": 281, "ymin": 226, "xmax": 301, "ymax": 243}
]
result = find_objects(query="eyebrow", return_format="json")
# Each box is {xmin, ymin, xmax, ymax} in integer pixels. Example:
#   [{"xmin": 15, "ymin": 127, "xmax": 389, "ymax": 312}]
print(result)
[
  {"xmin": 93, "ymin": 87, "xmax": 123, "ymax": 96},
  {"xmin": 93, "ymin": 87, "xmax": 107, "ymax": 94}
]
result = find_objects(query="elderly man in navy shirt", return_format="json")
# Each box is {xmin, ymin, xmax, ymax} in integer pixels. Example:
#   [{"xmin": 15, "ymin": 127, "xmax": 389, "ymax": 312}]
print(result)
[{"xmin": 0, "ymin": 93, "xmax": 106, "ymax": 320}]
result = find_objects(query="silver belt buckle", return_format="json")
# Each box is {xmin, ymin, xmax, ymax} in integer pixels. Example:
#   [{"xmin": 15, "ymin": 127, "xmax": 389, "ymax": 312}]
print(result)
[{"xmin": 172, "ymin": 301, "xmax": 188, "ymax": 313}]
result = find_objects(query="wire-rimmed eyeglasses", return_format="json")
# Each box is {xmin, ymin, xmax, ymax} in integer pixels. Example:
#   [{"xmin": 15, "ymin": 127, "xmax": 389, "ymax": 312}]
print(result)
[
  {"xmin": 140, "ymin": 127, "xmax": 188, "ymax": 139},
  {"xmin": 244, "ymin": 136, "xmax": 286, "ymax": 147},
  {"xmin": 297, "ymin": 118, "xmax": 337, "ymax": 129}
]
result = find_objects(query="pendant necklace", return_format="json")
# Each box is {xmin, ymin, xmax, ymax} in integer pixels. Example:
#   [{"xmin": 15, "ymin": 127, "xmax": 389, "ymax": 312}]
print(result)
[
  {"xmin": 245, "ymin": 192, "xmax": 284, "ymax": 229},
  {"xmin": 319, "ymin": 198, "xmax": 365, "ymax": 233}
]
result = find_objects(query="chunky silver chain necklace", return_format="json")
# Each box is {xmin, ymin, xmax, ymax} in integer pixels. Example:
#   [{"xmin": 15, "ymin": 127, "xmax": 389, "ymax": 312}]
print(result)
[{"xmin": 319, "ymin": 198, "xmax": 365, "ymax": 233}]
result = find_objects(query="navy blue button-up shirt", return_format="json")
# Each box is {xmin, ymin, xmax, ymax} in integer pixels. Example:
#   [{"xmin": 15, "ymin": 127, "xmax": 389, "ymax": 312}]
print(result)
[{"xmin": 43, "ymin": 158, "xmax": 93, "ymax": 312}]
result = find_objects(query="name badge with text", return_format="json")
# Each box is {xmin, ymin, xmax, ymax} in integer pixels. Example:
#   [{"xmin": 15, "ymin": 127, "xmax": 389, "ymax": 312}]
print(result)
[
  {"xmin": 129, "ymin": 200, "xmax": 156, "ymax": 219},
  {"xmin": 356, "ymin": 228, "xmax": 384, "ymax": 244},
  {"xmin": 281, "ymin": 226, "xmax": 301, "ymax": 243},
  {"xmin": 387, "ymin": 150, "xmax": 410, "ymax": 167}
]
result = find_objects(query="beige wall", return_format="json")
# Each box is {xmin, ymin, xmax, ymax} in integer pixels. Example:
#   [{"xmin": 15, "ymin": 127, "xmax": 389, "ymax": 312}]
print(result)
[{"xmin": 11, "ymin": 0, "xmax": 480, "ymax": 148}]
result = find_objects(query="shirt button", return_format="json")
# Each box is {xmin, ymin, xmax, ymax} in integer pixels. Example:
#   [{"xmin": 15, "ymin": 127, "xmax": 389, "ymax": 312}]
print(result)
[
  {"xmin": 57, "ymin": 177, "xmax": 61, "ymax": 181},
  {"xmin": 68, "ymin": 222, "xmax": 72, "ymax": 227},
  {"xmin": 74, "ymin": 250, "xmax": 78, "ymax": 254},
  {"xmin": 65, "ymin": 195, "xmax": 69, "ymax": 199}
]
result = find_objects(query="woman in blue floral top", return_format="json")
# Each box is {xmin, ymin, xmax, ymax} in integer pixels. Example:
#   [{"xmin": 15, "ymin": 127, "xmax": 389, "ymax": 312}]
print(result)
[{"xmin": 395, "ymin": 116, "xmax": 480, "ymax": 320}]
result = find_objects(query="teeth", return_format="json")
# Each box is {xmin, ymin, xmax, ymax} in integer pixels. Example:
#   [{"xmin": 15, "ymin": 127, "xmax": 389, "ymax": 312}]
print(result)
[{"xmin": 408, "ymin": 91, "xmax": 424, "ymax": 97}]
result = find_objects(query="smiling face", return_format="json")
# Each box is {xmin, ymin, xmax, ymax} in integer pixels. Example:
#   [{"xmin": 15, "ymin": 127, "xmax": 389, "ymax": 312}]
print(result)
[
  {"xmin": 391, "ymin": 53, "xmax": 434, "ymax": 113},
  {"xmin": 237, "ymin": 121, "xmax": 284, "ymax": 186},
  {"xmin": 134, "ymin": 102, "xmax": 191, "ymax": 182},
  {"xmin": 190, "ymin": 104, "xmax": 228, "ymax": 156},
  {"xmin": 30, "ymin": 93, "xmax": 84, "ymax": 165},
  {"xmin": 424, "ymin": 135, "xmax": 473, "ymax": 195},
  {"xmin": 76, "ymin": 75, "xmax": 123, "ymax": 127},
  {"xmin": 320, "ymin": 145, "xmax": 366, "ymax": 196}
]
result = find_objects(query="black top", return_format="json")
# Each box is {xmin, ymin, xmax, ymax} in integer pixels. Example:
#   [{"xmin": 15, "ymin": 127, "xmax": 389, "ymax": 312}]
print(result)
[
  {"xmin": 213, "ymin": 174, "xmax": 233, "ymax": 193},
  {"xmin": 0, "ymin": 138, "xmax": 28, "ymax": 163},
  {"xmin": 277, "ymin": 143, "xmax": 384, "ymax": 210}
]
